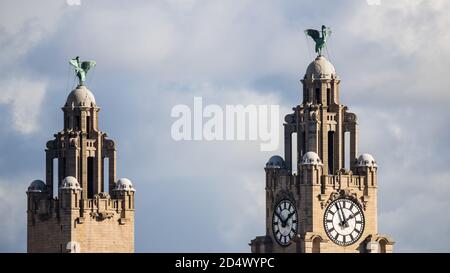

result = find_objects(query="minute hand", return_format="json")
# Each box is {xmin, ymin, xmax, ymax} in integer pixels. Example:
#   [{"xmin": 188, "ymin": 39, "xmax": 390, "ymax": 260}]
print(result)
[
  {"xmin": 335, "ymin": 203, "xmax": 344, "ymax": 226},
  {"xmin": 338, "ymin": 203, "xmax": 350, "ymax": 228}
]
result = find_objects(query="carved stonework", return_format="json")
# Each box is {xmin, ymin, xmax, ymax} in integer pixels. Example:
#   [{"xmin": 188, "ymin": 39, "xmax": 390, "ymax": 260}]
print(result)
[
  {"xmin": 320, "ymin": 189, "xmax": 363, "ymax": 210},
  {"xmin": 344, "ymin": 112, "xmax": 357, "ymax": 123}
]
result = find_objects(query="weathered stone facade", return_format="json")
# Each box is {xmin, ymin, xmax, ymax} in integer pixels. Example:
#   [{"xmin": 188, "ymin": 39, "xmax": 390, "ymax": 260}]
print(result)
[
  {"xmin": 250, "ymin": 55, "xmax": 394, "ymax": 253},
  {"xmin": 27, "ymin": 85, "xmax": 135, "ymax": 253}
]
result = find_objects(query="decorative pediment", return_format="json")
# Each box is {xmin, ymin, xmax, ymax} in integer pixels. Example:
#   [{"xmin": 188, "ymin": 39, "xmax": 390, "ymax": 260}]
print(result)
[{"xmin": 320, "ymin": 189, "xmax": 365, "ymax": 210}]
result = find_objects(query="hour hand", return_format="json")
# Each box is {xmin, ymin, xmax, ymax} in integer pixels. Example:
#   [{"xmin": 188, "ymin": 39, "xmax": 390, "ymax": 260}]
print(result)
[{"xmin": 285, "ymin": 212, "xmax": 295, "ymax": 222}]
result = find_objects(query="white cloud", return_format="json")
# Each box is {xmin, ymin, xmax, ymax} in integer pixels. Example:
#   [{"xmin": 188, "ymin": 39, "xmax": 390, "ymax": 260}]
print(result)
[
  {"xmin": 51, "ymin": 0, "xmax": 305, "ymax": 84},
  {"xmin": 342, "ymin": 0, "xmax": 450, "ymax": 101},
  {"xmin": 0, "ymin": 179, "xmax": 27, "ymax": 252},
  {"xmin": 0, "ymin": 0, "xmax": 66, "ymax": 68},
  {"xmin": 0, "ymin": 1, "xmax": 65, "ymax": 134},
  {"xmin": 0, "ymin": 79, "xmax": 47, "ymax": 134}
]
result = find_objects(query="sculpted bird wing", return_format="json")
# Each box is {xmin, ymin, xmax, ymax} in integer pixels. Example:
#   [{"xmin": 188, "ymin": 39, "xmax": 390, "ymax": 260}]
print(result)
[
  {"xmin": 69, "ymin": 58, "xmax": 80, "ymax": 69},
  {"xmin": 81, "ymin": 61, "xmax": 96, "ymax": 72},
  {"xmin": 305, "ymin": 29, "xmax": 321, "ymax": 40}
]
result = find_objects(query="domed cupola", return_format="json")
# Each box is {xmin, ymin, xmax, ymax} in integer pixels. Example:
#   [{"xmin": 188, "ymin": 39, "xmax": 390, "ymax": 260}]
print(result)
[
  {"xmin": 266, "ymin": 155, "xmax": 287, "ymax": 169},
  {"xmin": 355, "ymin": 153, "xmax": 378, "ymax": 168},
  {"xmin": 300, "ymin": 151, "xmax": 323, "ymax": 165},
  {"xmin": 65, "ymin": 85, "xmax": 96, "ymax": 108},
  {"xmin": 61, "ymin": 176, "xmax": 82, "ymax": 190},
  {"xmin": 27, "ymin": 180, "xmax": 46, "ymax": 193},
  {"xmin": 305, "ymin": 55, "xmax": 336, "ymax": 80},
  {"xmin": 114, "ymin": 178, "xmax": 136, "ymax": 192}
]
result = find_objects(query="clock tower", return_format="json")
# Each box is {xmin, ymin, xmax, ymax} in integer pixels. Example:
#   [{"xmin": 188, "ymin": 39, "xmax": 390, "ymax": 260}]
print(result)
[
  {"xmin": 26, "ymin": 58, "xmax": 135, "ymax": 253},
  {"xmin": 249, "ymin": 53, "xmax": 395, "ymax": 253}
]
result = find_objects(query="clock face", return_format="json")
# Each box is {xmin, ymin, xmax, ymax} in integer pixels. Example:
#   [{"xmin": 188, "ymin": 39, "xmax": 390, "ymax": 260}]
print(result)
[
  {"xmin": 272, "ymin": 199, "xmax": 298, "ymax": 246},
  {"xmin": 323, "ymin": 198, "xmax": 365, "ymax": 246}
]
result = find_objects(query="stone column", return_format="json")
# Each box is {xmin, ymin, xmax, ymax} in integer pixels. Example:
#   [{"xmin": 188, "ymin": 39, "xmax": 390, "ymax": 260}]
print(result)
[
  {"xmin": 109, "ymin": 150, "xmax": 117, "ymax": 193},
  {"xmin": 350, "ymin": 123, "xmax": 358, "ymax": 171},
  {"xmin": 45, "ymin": 148, "xmax": 54, "ymax": 195},
  {"xmin": 284, "ymin": 125, "xmax": 292, "ymax": 173}
]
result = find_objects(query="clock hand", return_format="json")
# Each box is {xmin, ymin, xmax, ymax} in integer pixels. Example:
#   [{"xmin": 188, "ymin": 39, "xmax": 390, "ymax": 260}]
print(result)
[
  {"xmin": 343, "ymin": 213, "xmax": 354, "ymax": 228},
  {"xmin": 339, "ymin": 204, "xmax": 349, "ymax": 228},
  {"xmin": 274, "ymin": 211, "xmax": 286, "ymax": 227},
  {"xmin": 285, "ymin": 212, "xmax": 296, "ymax": 223},
  {"xmin": 335, "ymin": 203, "xmax": 345, "ymax": 227}
]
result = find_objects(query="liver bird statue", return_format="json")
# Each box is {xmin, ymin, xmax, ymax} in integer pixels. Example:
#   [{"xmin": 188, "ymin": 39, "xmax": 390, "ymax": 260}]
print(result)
[
  {"xmin": 69, "ymin": 56, "xmax": 96, "ymax": 86},
  {"xmin": 305, "ymin": 25, "xmax": 332, "ymax": 56}
]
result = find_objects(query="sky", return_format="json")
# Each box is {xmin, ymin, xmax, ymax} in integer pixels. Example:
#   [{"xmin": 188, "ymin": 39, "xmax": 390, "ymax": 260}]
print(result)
[{"xmin": 1, "ymin": 0, "xmax": 450, "ymax": 252}]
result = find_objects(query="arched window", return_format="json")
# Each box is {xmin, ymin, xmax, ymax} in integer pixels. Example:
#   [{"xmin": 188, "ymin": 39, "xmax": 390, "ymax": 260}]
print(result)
[
  {"xmin": 379, "ymin": 239, "xmax": 387, "ymax": 253},
  {"xmin": 315, "ymin": 88, "xmax": 321, "ymax": 104},
  {"xmin": 312, "ymin": 237, "xmax": 321, "ymax": 253}
]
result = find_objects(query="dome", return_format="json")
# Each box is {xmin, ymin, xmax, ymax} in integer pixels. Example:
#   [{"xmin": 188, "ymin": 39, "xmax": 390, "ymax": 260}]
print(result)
[
  {"xmin": 300, "ymin": 151, "xmax": 323, "ymax": 165},
  {"xmin": 65, "ymin": 85, "xmax": 96, "ymax": 107},
  {"xmin": 355, "ymin": 153, "xmax": 377, "ymax": 167},
  {"xmin": 114, "ymin": 178, "xmax": 136, "ymax": 192},
  {"xmin": 266, "ymin": 155, "xmax": 286, "ymax": 169},
  {"xmin": 28, "ymin": 180, "xmax": 46, "ymax": 193},
  {"xmin": 305, "ymin": 55, "xmax": 336, "ymax": 79},
  {"xmin": 61, "ymin": 176, "xmax": 81, "ymax": 190}
]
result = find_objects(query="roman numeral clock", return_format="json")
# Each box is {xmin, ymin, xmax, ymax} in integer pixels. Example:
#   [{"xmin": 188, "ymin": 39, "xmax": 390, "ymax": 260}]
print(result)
[
  {"xmin": 249, "ymin": 26, "xmax": 395, "ymax": 253},
  {"xmin": 323, "ymin": 198, "xmax": 364, "ymax": 246},
  {"xmin": 272, "ymin": 199, "xmax": 298, "ymax": 246}
]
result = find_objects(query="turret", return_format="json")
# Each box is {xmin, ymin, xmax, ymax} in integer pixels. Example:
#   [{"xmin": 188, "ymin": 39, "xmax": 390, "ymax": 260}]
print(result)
[{"xmin": 299, "ymin": 152, "xmax": 323, "ymax": 185}]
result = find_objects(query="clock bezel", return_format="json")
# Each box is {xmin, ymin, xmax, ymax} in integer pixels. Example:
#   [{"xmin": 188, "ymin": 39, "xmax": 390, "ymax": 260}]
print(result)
[
  {"xmin": 272, "ymin": 198, "xmax": 298, "ymax": 247},
  {"xmin": 323, "ymin": 197, "xmax": 365, "ymax": 246}
]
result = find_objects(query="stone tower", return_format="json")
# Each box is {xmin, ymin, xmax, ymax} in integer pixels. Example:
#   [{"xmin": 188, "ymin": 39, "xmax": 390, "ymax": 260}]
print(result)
[
  {"xmin": 27, "ymin": 84, "xmax": 135, "ymax": 253},
  {"xmin": 250, "ymin": 55, "xmax": 394, "ymax": 253}
]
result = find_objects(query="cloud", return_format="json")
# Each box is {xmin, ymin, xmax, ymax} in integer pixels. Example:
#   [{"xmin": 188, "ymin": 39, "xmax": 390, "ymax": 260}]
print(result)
[
  {"xmin": 0, "ymin": 0, "xmax": 65, "ymax": 68},
  {"xmin": 0, "ymin": 0, "xmax": 65, "ymax": 134},
  {"xmin": 0, "ymin": 178, "xmax": 27, "ymax": 252},
  {"xmin": 0, "ymin": 79, "xmax": 47, "ymax": 134}
]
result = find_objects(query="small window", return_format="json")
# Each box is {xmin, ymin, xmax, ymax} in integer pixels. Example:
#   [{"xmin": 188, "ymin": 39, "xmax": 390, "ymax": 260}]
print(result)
[
  {"xmin": 86, "ymin": 116, "xmax": 91, "ymax": 132},
  {"xmin": 76, "ymin": 116, "xmax": 80, "ymax": 130},
  {"xmin": 315, "ymin": 88, "xmax": 321, "ymax": 104},
  {"xmin": 327, "ymin": 88, "xmax": 331, "ymax": 105}
]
